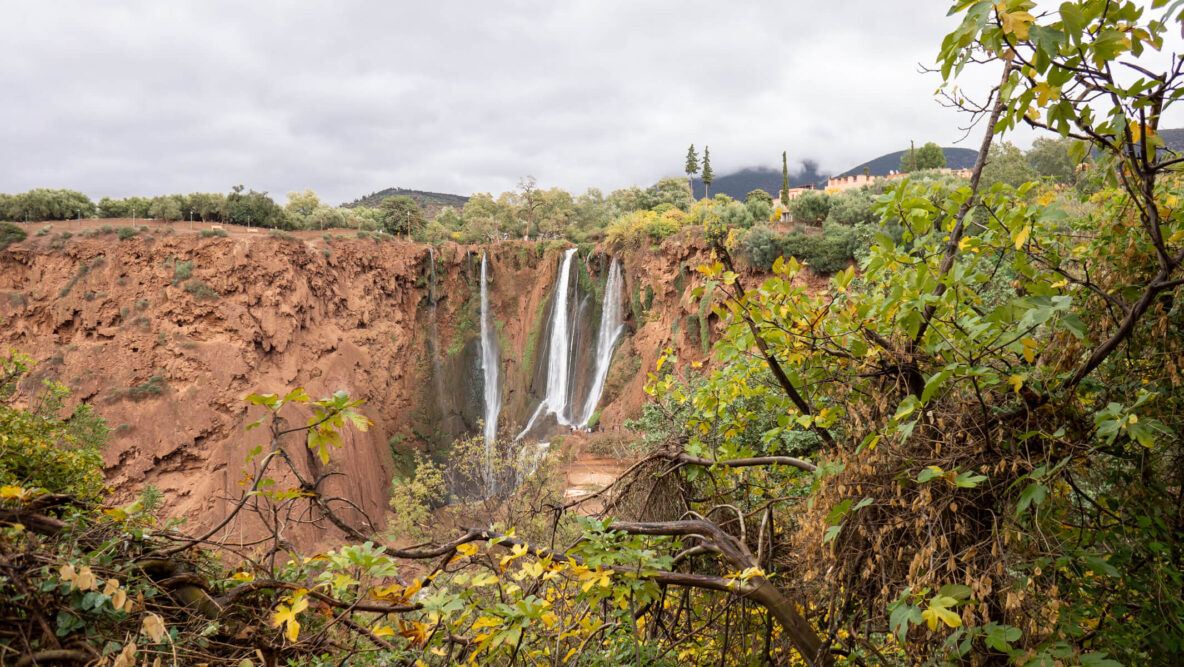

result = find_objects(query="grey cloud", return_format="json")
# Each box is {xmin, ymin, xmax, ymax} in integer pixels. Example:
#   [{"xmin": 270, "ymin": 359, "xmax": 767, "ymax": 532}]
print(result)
[{"xmin": 0, "ymin": 0, "xmax": 1125, "ymax": 205}]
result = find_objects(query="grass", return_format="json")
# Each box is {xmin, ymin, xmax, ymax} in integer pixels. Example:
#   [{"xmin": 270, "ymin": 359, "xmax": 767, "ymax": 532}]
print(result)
[
  {"xmin": 183, "ymin": 280, "xmax": 219, "ymax": 300},
  {"xmin": 116, "ymin": 226, "xmax": 138, "ymax": 240},
  {"xmin": 108, "ymin": 373, "xmax": 167, "ymax": 402},
  {"xmin": 200, "ymin": 228, "xmax": 227, "ymax": 238},
  {"xmin": 171, "ymin": 259, "xmax": 194, "ymax": 284}
]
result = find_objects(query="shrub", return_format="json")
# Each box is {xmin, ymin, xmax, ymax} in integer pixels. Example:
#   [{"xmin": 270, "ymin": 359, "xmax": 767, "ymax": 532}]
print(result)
[
  {"xmin": 117, "ymin": 226, "xmax": 139, "ymax": 240},
  {"xmin": 172, "ymin": 259, "xmax": 194, "ymax": 282},
  {"xmin": 199, "ymin": 228, "xmax": 227, "ymax": 238},
  {"xmin": 742, "ymin": 225, "xmax": 782, "ymax": 270},
  {"xmin": 35, "ymin": 226, "xmax": 51, "ymax": 237},
  {"xmin": 743, "ymin": 223, "xmax": 856, "ymax": 274},
  {"xmin": 778, "ymin": 224, "xmax": 856, "ymax": 274},
  {"xmin": 0, "ymin": 356, "xmax": 107, "ymax": 499},
  {"xmin": 99, "ymin": 224, "xmax": 114, "ymax": 235},
  {"xmin": 183, "ymin": 280, "xmax": 219, "ymax": 300},
  {"xmin": 788, "ymin": 190, "xmax": 831, "ymax": 225},
  {"xmin": 0, "ymin": 222, "xmax": 27, "ymax": 250},
  {"xmin": 270, "ymin": 229, "xmax": 297, "ymax": 242},
  {"xmin": 60, "ymin": 231, "xmax": 72, "ymax": 239},
  {"xmin": 135, "ymin": 299, "xmax": 149, "ymax": 310},
  {"xmin": 825, "ymin": 188, "xmax": 877, "ymax": 227}
]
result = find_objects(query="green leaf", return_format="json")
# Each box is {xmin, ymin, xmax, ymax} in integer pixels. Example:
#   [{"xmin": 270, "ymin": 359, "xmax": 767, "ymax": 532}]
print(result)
[
  {"xmin": 1015, "ymin": 482, "xmax": 1048, "ymax": 517},
  {"xmin": 921, "ymin": 369, "xmax": 954, "ymax": 404},
  {"xmin": 244, "ymin": 393, "xmax": 278, "ymax": 408},
  {"xmin": 938, "ymin": 584, "xmax": 974, "ymax": 601}
]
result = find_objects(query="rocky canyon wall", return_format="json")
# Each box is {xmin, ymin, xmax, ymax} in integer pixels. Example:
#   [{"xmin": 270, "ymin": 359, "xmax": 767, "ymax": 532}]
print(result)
[{"xmin": 0, "ymin": 223, "xmax": 795, "ymax": 542}]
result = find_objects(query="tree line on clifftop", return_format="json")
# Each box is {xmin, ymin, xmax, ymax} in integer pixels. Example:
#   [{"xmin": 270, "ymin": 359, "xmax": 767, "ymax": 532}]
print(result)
[{"xmin": 3, "ymin": 2, "xmax": 1184, "ymax": 662}]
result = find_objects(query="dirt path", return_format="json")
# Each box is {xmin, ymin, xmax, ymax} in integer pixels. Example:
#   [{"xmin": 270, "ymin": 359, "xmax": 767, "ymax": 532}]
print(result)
[{"xmin": 559, "ymin": 433, "xmax": 635, "ymax": 513}]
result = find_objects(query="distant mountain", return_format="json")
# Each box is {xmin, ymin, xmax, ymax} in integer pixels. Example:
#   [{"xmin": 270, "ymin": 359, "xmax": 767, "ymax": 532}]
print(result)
[
  {"xmin": 1158, "ymin": 128, "xmax": 1184, "ymax": 154},
  {"xmin": 344, "ymin": 188, "xmax": 469, "ymax": 218},
  {"xmin": 689, "ymin": 162, "xmax": 828, "ymax": 201},
  {"xmin": 836, "ymin": 147, "xmax": 979, "ymax": 178}
]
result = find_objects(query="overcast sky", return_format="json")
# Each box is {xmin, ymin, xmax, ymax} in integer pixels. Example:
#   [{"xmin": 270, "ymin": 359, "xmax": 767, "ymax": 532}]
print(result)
[{"xmin": 0, "ymin": 1, "xmax": 1161, "ymax": 204}]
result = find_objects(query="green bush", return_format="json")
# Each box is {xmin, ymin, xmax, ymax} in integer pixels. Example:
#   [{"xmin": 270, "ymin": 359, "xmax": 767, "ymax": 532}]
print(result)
[
  {"xmin": 183, "ymin": 280, "xmax": 219, "ymax": 300},
  {"xmin": 825, "ymin": 189, "xmax": 878, "ymax": 227},
  {"xmin": 787, "ymin": 190, "xmax": 830, "ymax": 225},
  {"xmin": 172, "ymin": 259, "xmax": 194, "ymax": 282},
  {"xmin": 0, "ymin": 356, "xmax": 107, "ymax": 499},
  {"xmin": 742, "ymin": 225, "xmax": 782, "ymax": 270},
  {"xmin": 199, "ymin": 228, "xmax": 228, "ymax": 238},
  {"xmin": 116, "ymin": 226, "xmax": 138, "ymax": 240},
  {"xmin": 0, "ymin": 222, "xmax": 27, "ymax": 250},
  {"xmin": 742, "ymin": 223, "xmax": 855, "ymax": 274},
  {"xmin": 60, "ymin": 231, "xmax": 73, "ymax": 240},
  {"xmin": 778, "ymin": 224, "xmax": 856, "ymax": 274}
]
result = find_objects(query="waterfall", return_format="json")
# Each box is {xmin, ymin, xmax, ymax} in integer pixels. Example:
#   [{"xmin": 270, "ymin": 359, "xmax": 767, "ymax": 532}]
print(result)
[
  {"xmin": 480, "ymin": 254, "xmax": 501, "ymax": 486},
  {"xmin": 518, "ymin": 250, "xmax": 627, "ymax": 439},
  {"xmin": 576, "ymin": 258, "xmax": 625, "ymax": 427},
  {"xmin": 543, "ymin": 248, "xmax": 578, "ymax": 425},
  {"xmin": 518, "ymin": 248, "xmax": 578, "ymax": 437}
]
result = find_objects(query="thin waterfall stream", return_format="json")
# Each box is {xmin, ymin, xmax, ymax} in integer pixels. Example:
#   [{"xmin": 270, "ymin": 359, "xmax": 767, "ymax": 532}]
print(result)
[
  {"xmin": 576, "ymin": 258, "xmax": 625, "ymax": 427},
  {"xmin": 479, "ymin": 254, "xmax": 501, "ymax": 489}
]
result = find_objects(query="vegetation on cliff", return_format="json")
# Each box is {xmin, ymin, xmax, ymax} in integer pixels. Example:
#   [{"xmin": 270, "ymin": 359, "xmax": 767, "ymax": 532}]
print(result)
[{"xmin": 2, "ymin": 1, "xmax": 1184, "ymax": 665}]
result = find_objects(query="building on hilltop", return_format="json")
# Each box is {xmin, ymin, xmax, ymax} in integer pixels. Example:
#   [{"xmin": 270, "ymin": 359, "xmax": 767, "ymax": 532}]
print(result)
[{"xmin": 772, "ymin": 168, "xmax": 973, "ymax": 223}]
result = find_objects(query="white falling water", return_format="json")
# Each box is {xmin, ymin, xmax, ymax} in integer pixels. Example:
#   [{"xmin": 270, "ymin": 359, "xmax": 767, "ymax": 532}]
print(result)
[
  {"xmin": 576, "ymin": 258, "xmax": 625, "ymax": 427},
  {"xmin": 518, "ymin": 248, "xmax": 578, "ymax": 438},
  {"xmin": 480, "ymin": 254, "xmax": 501, "ymax": 456}
]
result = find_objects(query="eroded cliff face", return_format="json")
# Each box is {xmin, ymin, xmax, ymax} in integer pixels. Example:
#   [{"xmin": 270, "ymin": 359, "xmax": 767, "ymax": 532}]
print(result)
[{"xmin": 0, "ymin": 222, "xmax": 799, "ymax": 543}]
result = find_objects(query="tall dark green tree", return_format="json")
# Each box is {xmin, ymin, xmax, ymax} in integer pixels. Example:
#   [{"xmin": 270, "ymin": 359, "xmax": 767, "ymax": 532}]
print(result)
[
  {"xmin": 701, "ymin": 147, "xmax": 713, "ymax": 199},
  {"xmin": 781, "ymin": 151, "xmax": 790, "ymax": 202},
  {"xmin": 684, "ymin": 145, "xmax": 700, "ymax": 196}
]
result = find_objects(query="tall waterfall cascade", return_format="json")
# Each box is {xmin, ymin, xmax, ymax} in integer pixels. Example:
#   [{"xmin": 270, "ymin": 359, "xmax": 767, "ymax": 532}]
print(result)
[
  {"xmin": 518, "ymin": 250, "xmax": 626, "ymax": 439},
  {"xmin": 479, "ymin": 255, "xmax": 502, "ymax": 487},
  {"xmin": 577, "ymin": 258, "xmax": 625, "ymax": 427}
]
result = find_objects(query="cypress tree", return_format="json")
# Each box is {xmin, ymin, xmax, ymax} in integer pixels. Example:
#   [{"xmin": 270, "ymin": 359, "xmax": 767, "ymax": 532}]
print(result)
[
  {"xmin": 685, "ymin": 145, "xmax": 700, "ymax": 196},
  {"xmin": 781, "ymin": 151, "xmax": 790, "ymax": 202},
  {"xmin": 702, "ymin": 147, "xmax": 714, "ymax": 199}
]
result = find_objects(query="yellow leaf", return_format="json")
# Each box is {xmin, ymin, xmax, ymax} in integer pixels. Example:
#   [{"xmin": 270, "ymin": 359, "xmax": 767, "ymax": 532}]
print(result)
[
  {"xmin": 999, "ymin": 8, "xmax": 1034, "ymax": 40},
  {"xmin": 472, "ymin": 616, "xmax": 503, "ymax": 630},
  {"xmin": 1013, "ymin": 225, "xmax": 1030, "ymax": 250},
  {"xmin": 456, "ymin": 542, "xmax": 479, "ymax": 557},
  {"xmin": 60, "ymin": 563, "xmax": 77, "ymax": 587},
  {"xmin": 404, "ymin": 578, "xmax": 425, "ymax": 598},
  {"xmin": 373, "ymin": 625, "xmax": 396, "ymax": 637},
  {"xmin": 112, "ymin": 642, "xmax": 137, "ymax": 667},
  {"xmin": 0, "ymin": 485, "xmax": 30, "ymax": 500},
  {"xmin": 922, "ymin": 595, "xmax": 963, "ymax": 629},
  {"xmin": 1008, "ymin": 374, "xmax": 1024, "ymax": 392},
  {"xmin": 1021, "ymin": 338, "xmax": 1036, "ymax": 364},
  {"xmin": 472, "ymin": 572, "xmax": 499, "ymax": 587},
  {"xmin": 75, "ymin": 566, "xmax": 97, "ymax": 592},
  {"xmin": 141, "ymin": 613, "xmax": 167, "ymax": 643},
  {"xmin": 230, "ymin": 571, "xmax": 255, "ymax": 582}
]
